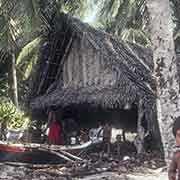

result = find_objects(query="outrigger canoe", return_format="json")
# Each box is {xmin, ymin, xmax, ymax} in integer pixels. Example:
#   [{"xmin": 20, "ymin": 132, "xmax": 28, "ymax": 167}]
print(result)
[{"xmin": 0, "ymin": 140, "xmax": 102, "ymax": 164}]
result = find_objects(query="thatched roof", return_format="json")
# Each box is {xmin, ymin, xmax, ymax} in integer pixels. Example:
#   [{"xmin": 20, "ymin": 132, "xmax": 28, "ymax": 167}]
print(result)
[{"xmin": 27, "ymin": 13, "xmax": 156, "ymax": 125}]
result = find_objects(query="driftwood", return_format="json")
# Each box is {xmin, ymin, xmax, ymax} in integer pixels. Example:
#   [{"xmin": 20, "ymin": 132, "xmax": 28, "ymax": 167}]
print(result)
[
  {"xmin": 70, "ymin": 168, "xmax": 111, "ymax": 178},
  {"xmin": 0, "ymin": 162, "xmax": 65, "ymax": 169},
  {"xmin": 60, "ymin": 150, "xmax": 83, "ymax": 161},
  {"xmin": 38, "ymin": 147, "xmax": 75, "ymax": 163},
  {"xmin": 0, "ymin": 140, "xmax": 102, "ymax": 166},
  {"xmin": 0, "ymin": 140, "xmax": 100, "ymax": 165},
  {"xmin": 3, "ymin": 162, "xmax": 80, "ymax": 172},
  {"xmin": 0, "ymin": 162, "xmax": 34, "ymax": 168},
  {"xmin": 0, "ymin": 140, "xmax": 101, "ymax": 152}
]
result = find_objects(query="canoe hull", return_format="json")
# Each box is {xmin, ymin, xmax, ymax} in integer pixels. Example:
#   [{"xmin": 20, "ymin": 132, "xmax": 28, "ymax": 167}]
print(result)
[{"xmin": 0, "ymin": 149, "xmax": 66, "ymax": 164}]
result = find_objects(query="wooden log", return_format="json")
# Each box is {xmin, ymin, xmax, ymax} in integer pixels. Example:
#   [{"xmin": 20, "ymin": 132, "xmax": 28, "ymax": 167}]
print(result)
[
  {"xmin": 60, "ymin": 150, "xmax": 83, "ymax": 161},
  {"xmin": 0, "ymin": 162, "xmax": 66, "ymax": 169},
  {"xmin": 70, "ymin": 168, "xmax": 110, "ymax": 178},
  {"xmin": 0, "ymin": 140, "xmax": 102, "ymax": 153},
  {"xmin": 38, "ymin": 147, "xmax": 75, "ymax": 163}
]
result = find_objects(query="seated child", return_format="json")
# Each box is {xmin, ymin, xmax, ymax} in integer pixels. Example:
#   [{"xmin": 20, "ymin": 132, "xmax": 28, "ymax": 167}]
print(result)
[{"xmin": 168, "ymin": 117, "xmax": 180, "ymax": 180}]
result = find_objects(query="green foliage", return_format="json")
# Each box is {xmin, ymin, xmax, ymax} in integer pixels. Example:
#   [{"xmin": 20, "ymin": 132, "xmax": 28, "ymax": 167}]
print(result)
[
  {"xmin": 0, "ymin": 98, "xmax": 29, "ymax": 130},
  {"xmin": 0, "ymin": 0, "xmax": 42, "ymax": 104},
  {"xmin": 121, "ymin": 28, "xmax": 151, "ymax": 47},
  {"xmin": 16, "ymin": 37, "xmax": 41, "ymax": 80},
  {"xmin": 23, "ymin": 0, "xmax": 41, "ymax": 32},
  {"xmin": 0, "ymin": 0, "xmax": 179, "ymax": 107},
  {"xmin": 97, "ymin": 0, "xmax": 150, "ymax": 46},
  {"xmin": 15, "ymin": 37, "xmax": 41, "ymax": 101},
  {"xmin": 0, "ymin": 14, "xmax": 8, "ymax": 50},
  {"xmin": 58, "ymin": 0, "xmax": 88, "ymax": 18},
  {"xmin": 17, "ymin": 37, "xmax": 41, "ymax": 65},
  {"xmin": 170, "ymin": 0, "xmax": 180, "ymax": 36}
]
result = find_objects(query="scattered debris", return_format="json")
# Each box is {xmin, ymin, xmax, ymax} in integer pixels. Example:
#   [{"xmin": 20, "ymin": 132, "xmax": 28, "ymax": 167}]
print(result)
[{"xmin": 0, "ymin": 139, "xmax": 166, "ymax": 179}]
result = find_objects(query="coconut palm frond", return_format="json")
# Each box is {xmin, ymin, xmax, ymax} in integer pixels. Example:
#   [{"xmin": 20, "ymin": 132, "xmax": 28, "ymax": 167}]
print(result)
[
  {"xmin": 97, "ymin": 0, "xmax": 148, "ymax": 46},
  {"xmin": 23, "ymin": 53, "xmax": 38, "ymax": 80},
  {"xmin": 23, "ymin": 0, "xmax": 40, "ymax": 29},
  {"xmin": 16, "ymin": 37, "xmax": 41, "ymax": 65},
  {"xmin": 60, "ymin": 0, "xmax": 88, "ymax": 18},
  {"xmin": 100, "ymin": 0, "xmax": 118, "ymax": 16},
  {"xmin": 170, "ymin": 0, "xmax": 180, "ymax": 36}
]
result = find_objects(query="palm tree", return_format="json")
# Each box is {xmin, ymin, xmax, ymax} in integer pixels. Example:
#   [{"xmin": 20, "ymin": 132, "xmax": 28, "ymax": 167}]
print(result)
[
  {"xmin": 0, "ymin": 0, "xmax": 44, "ymax": 105},
  {"xmin": 170, "ymin": 0, "xmax": 180, "ymax": 53},
  {"xmin": 0, "ymin": 0, "xmax": 88, "ymax": 104},
  {"xmin": 97, "ymin": 0, "xmax": 150, "ymax": 47},
  {"xmin": 147, "ymin": 0, "xmax": 180, "ymax": 162},
  {"xmin": 170, "ymin": 0, "xmax": 180, "ymax": 36},
  {"xmin": 0, "ymin": 0, "xmax": 19, "ymax": 106}
]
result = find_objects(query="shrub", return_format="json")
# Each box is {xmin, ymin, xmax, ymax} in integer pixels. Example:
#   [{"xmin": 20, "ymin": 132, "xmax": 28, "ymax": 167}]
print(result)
[{"xmin": 0, "ymin": 97, "xmax": 29, "ymax": 130}]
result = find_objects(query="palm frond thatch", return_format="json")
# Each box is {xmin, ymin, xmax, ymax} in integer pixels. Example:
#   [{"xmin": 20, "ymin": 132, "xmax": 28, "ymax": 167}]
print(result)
[{"xmin": 27, "ymin": 13, "xmax": 156, "ymax": 131}]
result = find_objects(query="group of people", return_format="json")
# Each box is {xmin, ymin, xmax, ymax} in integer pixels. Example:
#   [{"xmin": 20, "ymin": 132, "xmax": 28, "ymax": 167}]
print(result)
[
  {"xmin": 88, "ymin": 122, "xmax": 112, "ymax": 154},
  {"xmin": 45, "ymin": 109, "xmax": 180, "ymax": 180},
  {"xmin": 2, "ymin": 106, "xmax": 180, "ymax": 180}
]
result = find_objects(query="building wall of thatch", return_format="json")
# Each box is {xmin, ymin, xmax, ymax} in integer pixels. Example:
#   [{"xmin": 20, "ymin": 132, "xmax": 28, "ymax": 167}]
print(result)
[{"xmin": 62, "ymin": 36, "xmax": 116, "ymax": 89}]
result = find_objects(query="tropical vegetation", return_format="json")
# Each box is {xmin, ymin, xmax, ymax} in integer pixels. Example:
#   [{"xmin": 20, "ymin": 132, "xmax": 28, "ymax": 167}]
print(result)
[{"xmin": 0, "ymin": 0, "xmax": 179, "ymax": 131}]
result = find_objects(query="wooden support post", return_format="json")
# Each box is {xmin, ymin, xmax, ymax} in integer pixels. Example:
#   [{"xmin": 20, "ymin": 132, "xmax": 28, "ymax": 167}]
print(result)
[
  {"xmin": 116, "ymin": 135, "xmax": 121, "ymax": 157},
  {"xmin": 135, "ymin": 99, "xmax": 145, "ymax": 154},
  {"xmin": 122, "ymin": 130, "xmax": 126, "ymax": 142}
]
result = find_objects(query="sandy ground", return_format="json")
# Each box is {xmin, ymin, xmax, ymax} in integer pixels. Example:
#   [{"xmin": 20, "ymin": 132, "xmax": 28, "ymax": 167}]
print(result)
[
  {"xmin": 123, "ymin": 171, "xmax": 168, "ymax": 180},
  {"xmin": 78, "ymin": 166, "xmax": 168, "ymax": 180},
  {"xmin": 0, "ymin": 164, "xmax": 168, "ymax": 180},
  {"xmin": 79, "ymin": 170, "xmax": 168, "ymax": 180}
]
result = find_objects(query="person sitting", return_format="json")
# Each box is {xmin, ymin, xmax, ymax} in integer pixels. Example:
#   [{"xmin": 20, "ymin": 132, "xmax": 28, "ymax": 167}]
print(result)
[
  {"xmin": 79, "ymin": 128, "xmax": 89, "ymax": 143},
  {"xmin": 64, "ymin": 118, "xmax": 78, "ymax": 145}
]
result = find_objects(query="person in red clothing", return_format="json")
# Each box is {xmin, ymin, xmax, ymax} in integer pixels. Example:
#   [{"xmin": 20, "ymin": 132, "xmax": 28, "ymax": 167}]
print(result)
[{"xmin": 47, "ymin": 110, "xmax": 62, "ymax": 145}]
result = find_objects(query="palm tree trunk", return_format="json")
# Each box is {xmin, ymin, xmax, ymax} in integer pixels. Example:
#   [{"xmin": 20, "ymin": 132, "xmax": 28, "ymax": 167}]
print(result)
[
  {"xmin": 147, "ymin": 0, "xmax": 180, "ymax": 162},
  {"xmin": 8, "ymin": 53, "xmax": 18, "ymax": 106}
]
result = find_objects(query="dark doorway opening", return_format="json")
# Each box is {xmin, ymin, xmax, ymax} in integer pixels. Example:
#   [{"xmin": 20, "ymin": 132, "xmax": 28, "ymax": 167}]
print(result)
[{"xmin": 62, "ymin": 104, "xmax": 138, "ymax": 133}]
